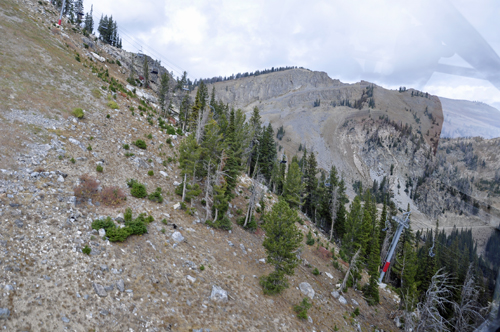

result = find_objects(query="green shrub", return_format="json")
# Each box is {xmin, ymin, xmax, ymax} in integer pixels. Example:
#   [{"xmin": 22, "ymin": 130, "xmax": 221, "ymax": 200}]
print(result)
[
  {"xmin": 87, "ymin": 144, "xmax": 92, "ymax": 151},
  {"xmin": 72, "ymin": 108, "xmax": 84, "ymax": 119},
  {"xmin": 294, "ymin": 297, "xmax": 312, "ymax": 320},
  {"xmin": 123, "ymin": 144, "xmax": 130, "ymax": 150},
  {"xmin": 312, "ymin": 268, "xmax": 320, "ymax": 275},
  {"xmin": 75, "ymin": 53, "xmax": 81, "ymax": 62},
  {"xmin": 124, "ymin": 152, "xmax": 134, "ymax": 157},
  {"xmin": 107, "ymin": 100, "xmax": 118, "ymax": 109},
  {"xmin": 166, "ymin": 126, "xmax": 176, "ymax": 135},
  {"xmin": 116, "ymin": 60, "xmax": 121, "ymax": 66},
  {"xmin": 70, "ymin": 157, "xmax": 76, "ymax": 164},
  {"xmin": 352, "ymin": 307, "xmax": 360, "ymax": 317},
  {"xmin": 130, "ymin": 182, "xmax": 147, "ymax": 198},
  {"xmin": 148, "ymin": 187, "xmax": 163, "ymax": 203},
  {"xmin": 147, "ymin": 170, "xmax": 154, "ymax": 176},
  {"xmin": 237, "ymin": 215, "xmax": 257, "ymax": 231},
  {"xmin": 106, "ymin": 227, "xmax": 132, "ymax": 242},
  {"xmin": 96, "ymin": 164, "xmax": 103, "ymax": 172},
  {"xmin": 134, "ymin": 140, "xmax": 147, "ymax": 149},
  {"xmin": 166, "ymin": 138, "xmax": 172, "ymax": 145},
  {"xmin": 124, "ymin": 207, "xmax": 132, "ymax": 222},
  {"xmin": 161, "ymin": 228, "xmax": 166, "ymax": 234},
  {"xmin": 236, "ymin": 209, "xmax": 243, "ymax": 215},
  {"xmin": 306, "ymin": 231, "xmax": 315, "ymax": 246},
  {"xmin": 82, "ymin": 245, "xmax": 91, "ymax": 255},
  {"xmin": 146, "ymin": 133, "xmax": 153, "ymax": 139},
  {"xmin": 200, "ymin": 265, "xmax": 205, "ymax": 271},
  {"xmin": 58, "ymin": 155, "xmax": 63, "ymax": 160},
  {"xmin": 106, "ymin": 114, "xmax": 110, "ymax": 119},
  {"xmin": 91, "ymin": 217, "xmax": 115, "ymax": 231},
  {"xmin": 161, "ymin": 218, "xmax": 168, "ymax": 225},
  {"xmin": 89, "ymin": 136, "xmax": 94, "ymax": 140}
]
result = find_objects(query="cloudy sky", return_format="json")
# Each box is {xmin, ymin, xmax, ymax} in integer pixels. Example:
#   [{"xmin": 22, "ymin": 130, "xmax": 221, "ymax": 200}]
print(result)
[{"xmin": 89, "ymin": 0, "xmax": 500, "ymax": 109}]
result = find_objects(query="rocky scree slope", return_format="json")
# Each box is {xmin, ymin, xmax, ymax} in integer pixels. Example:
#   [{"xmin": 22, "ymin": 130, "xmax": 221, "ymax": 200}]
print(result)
[{"xmin": 0, "ymin": 0, "xmax": 403, "ymax": 331}]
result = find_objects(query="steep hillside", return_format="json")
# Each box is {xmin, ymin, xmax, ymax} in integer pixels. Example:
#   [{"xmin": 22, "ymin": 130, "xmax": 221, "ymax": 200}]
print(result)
[
  {"xmin": 0, "ymin": 0, "xmax": 405, "ymax": 331},
  {"xmin": 439, "ymin": 97, "xmax": 500, "ymax": 139}
]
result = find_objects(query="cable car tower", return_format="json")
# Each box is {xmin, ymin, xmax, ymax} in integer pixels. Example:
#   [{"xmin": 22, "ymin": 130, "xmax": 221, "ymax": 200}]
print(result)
[{"xmin": 379, "ymin": 211, "xmax": 411, "ymax": 283}]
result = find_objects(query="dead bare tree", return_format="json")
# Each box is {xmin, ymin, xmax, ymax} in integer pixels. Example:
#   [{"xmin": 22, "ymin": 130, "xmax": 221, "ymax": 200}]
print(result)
[
  {"xmin": 416, "ymin": 269, "xmax": 454, "ymax": 332},
  {"xmin": 452, "ymin": 263, "xmax": 487, "ymax": 332},
  {"xmin": 400, "ymin": 289, "xmax": 418, "ymax": 332},
  {"xmin": 340, "ymin": 248, "xmax": 361, "ymax": 293},
  {"xmin": 195, "ymin": 108, "xmax": 209, "ymax": 144},
  {"xmin": 329, "ymin": 186, "xmax": 338, "ymax": 242},
  {"xmin": 203, "ymin": 160, "xmax": 214, "ymax": 222}
]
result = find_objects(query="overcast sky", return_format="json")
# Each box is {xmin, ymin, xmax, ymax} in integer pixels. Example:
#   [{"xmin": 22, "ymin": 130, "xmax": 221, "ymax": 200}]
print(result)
[{"xmin": 89, "ymin": 0, "xmax": 500, "ymax": 109}]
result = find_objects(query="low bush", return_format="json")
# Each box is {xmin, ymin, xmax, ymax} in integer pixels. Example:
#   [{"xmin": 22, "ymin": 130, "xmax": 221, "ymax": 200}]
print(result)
[
  {"xmin": 87, "ymin": 144, "xmax": 92, "ymax": 151},
  {"xmin": 70, "ymin": 157, "xmax": 76, "ymax": 164},
  {"xmin": 91, "ymin": 212, "xmax": 154, "ymax": 243},
  {"xmin": 146, "ymin": 133, "xmax": 153, "ymax": 139},
  {"xmin": 96, "ymin": 164, "xmax": 103, "ymax": 172},
  {"xmin": 107, "ymin": 100, "xmax": 118, "ymax": 109},
  {"xmin": 74, "ymin": 174, "xmax": 100, "ymax": 203},
  {"xmin": 306, "ymin": 231, "xmax": 315, "ymax": 246},
  {"xmin": 130, "ymin": 182, "xmax": 147, "ymax": 198},
  {"xmin": 148, "ymin": 170, "xmax": 154, "ymax": 176},
  {"xmin": 82, "ymin": 245, "xmax": 91, "ymax": 255},
  {"xmin": 294, "ymin": 297, "xmax": 312, "ymax": 320},
  {"xmin": 100, "ymin": 186, "xmax": 126, "ymax": 206},
  {"xmin": 123, "ymin": 144, "xmax": 130, "ymax": 150},
  {"xmin": 148, "ymin": 187, "xmax": 163, "ymax": 203},
  {"xmin": 106, "ymin": 114, "xmax": 110, "ymax": 119},
  {"xmin": 200, "ymin": 265, "xmax": 205, "ymax": 271},
  {"xmin": 207, "ymin": 215, "xmax": 232, "ymax": 231},
  {"xmin": 124, "ymin": 152, "xmax": 134, "ymax": 157},
  {"xmin": 237, "ymin": 215, "xmax": 257, "ymax": 231},
  {"xmin": 72, "ymin": 108, "xmax": 84, "ymax": 119},
  {"xmin": 312, "ymin": 267, "xmax": 320, "ymax": 275},
  {"xmin": 134, "ymin": 139, "xmax": 147, "ymax": 149},
  {"xmin": 124, "ymin": 207, "xmax": 133, "ymax": 222}
]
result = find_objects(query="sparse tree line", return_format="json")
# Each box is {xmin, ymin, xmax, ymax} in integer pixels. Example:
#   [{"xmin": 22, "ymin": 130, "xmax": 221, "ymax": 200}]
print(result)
[{"xmin": 192, "ymin": 66, "xmax": 302, "ymax": 87}]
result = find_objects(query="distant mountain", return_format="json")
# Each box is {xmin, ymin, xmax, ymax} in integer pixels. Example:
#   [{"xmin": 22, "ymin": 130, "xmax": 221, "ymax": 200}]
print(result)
[{"xmin": 439, "ymin": 97, "xmax": 500, "ymax": 138}]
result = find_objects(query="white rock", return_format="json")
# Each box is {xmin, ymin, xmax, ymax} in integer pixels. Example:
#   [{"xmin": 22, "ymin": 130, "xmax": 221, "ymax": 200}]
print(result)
[
  {"xmin": 338, "ymin": 295, "xmax": 348, "ymax": 305},
  {"xmin": 299, "ymin": 282, "xmax": 315, "ymax": 299},
  {"xmin": 91, "ymin": 52, "xmax": 105, "ymax": 62},
  {"xmin": 325, "ymin": 272, "xmax": 333, "ymax": 279},
  {"xmin": 173, "ymin": 181, "xmax": 181, "ymax": 186},
  {"xmin": 173, "ymin": 202, "xmax": 181, "ymax": 210},
  {"xmin": 172, "ymin": 231, "xmax": 184, "ymax": 242},
  {"xmin": 159, "ymin": 171, "xmax": 168, "ymax": 177},
  {"xmin": 57, "ymin": 175, "xmax": 65, "ymax": 182},
  {"xmin": 331, "ymin": 291, "xmax": 340, "ymax": 299},
  {"xmin": 259, "ymin": 258, "xmax": 266, "ymax": 263},
  {"xmin": 352, "ymin": 299, "xmax": 359, "ymax": 306},
  {"xmin": 98, "ymin": 228, "xmax": 106, "ymax": 237},
  {"xmin": 210, "ymin": 285, "xmax": 228, "ymax": 302},
  {"xmin": 186, "ymin": 275, "xmax": 196, "ymax": 283}
]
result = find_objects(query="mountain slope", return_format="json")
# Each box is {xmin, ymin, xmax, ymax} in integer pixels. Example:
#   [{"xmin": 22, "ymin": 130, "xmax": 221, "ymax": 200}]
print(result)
[
  {"xmin": 0, "ymin": 0, "xmax": 403, "ymax": 331},
  {"xmin": 439, "ymin": 97, "xmax": 500, "ymax": 139}
]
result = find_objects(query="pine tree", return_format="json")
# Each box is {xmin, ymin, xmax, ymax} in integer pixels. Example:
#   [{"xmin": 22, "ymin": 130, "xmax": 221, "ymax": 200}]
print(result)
[
  {"xmin": 303, "ymin": 151, "xmax": 318, "ymax": 219},
  {"xmin": 178, "ymin": 134, "xmax": 201, "ymax": 203},
  {"xmin": 365, "ymin": 225, "xmax": 381, "ymax": 305},
  {"xmin": 283, "ymin": 161, "xmax": 304, "ymax": 209},
  {"xmin": 158, "ymin": 73, "xmax": 170, "ymax": 116},
  {"xmin": 257, "ymin": 123, "xmax": 277, "ymax": 183},
  {"xmin": 248, "ymin": 107, "xmax": 262, "ymax": 175},
  {"xmin": 260, "ymin": 199, "xmax": 303, "ymax": 295},
  {"xmin": 342, "ymin": 196, "xmax": 363, "ymax": 260},
  {"xmin": 378, "ymin": 201, "xmax": 388, "ymax": 249}
]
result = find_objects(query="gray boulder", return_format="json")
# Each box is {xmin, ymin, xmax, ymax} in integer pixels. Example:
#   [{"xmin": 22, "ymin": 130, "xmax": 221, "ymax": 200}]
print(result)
[
  {"xmin": 93, "ymin": 283, "xmax": 107, "ymax": 297},
  {"xmin": 338, "ymin": 295, "xmax": 348, "ymax": 305},
  {"xmin": 299, "ymin": 282, "xmax": 315, "ymax": 299},
  {"xmin": 172, "ymin": 231, "xmax": 184, "ymax": 242},
  {"xmin": 0, "ymin": 308, "xmax": 10, "ymax": 320},
  {"xmin": 210, "ymin": 285, "xmax": 228, "ymax": 302},
  {"xmin": 116, "ymin": 279, "xmax": 125, "ymax": 292}
]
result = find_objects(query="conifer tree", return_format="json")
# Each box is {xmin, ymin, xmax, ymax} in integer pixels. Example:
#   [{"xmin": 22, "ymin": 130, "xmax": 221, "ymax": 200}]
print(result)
[
  {"xmin": 178, "ymin": 134, "xmax": 201, "ymax": 202},
  {"xmin": 303, "ymin": 152, "xmax": 318, "ymax": 219},
  {"xmin": 283, "ymin": 161, "xmax": 304, "ymax": 209},
  {"xmin": 260, "ymin": 199, "xmax": 303, "ymax": 295},
  {"xmin": 158, "ymin": 73, "xmax": 169, "ymax": 117},
  {"xmin": 248, "ymin": 107, "xmax": 262, "ymax": 175}
]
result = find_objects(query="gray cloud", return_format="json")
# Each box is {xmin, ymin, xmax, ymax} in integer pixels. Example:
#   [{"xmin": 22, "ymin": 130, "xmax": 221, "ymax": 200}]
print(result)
[{"xmin": 89, "ymin": 0, "xmax": 500, "ymax": 106}]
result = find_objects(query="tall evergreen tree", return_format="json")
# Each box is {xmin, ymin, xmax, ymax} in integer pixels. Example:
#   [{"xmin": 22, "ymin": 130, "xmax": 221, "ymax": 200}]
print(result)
[
  {"xmin": 283, "ymin": 161, "xmax": 304, "ymax": 209},
  {"xmin": 260, "ymin": 199, "xmax": 303, "ymax": 295},
  {"xmin": 158, "ymin": 73, "xmax": 170, "ymax": 116}
]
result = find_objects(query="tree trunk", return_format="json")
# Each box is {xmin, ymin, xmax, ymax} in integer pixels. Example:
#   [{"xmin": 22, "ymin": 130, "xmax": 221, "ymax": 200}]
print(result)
[{"xmin": 181, "ymin": 173, "xmax": 187, "ymax": 202}]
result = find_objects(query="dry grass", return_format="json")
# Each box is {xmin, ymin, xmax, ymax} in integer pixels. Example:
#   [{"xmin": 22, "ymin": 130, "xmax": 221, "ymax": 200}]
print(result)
[{"xmin": 100, "ymin": 186, "xmax": 127, "ymax": 207}]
